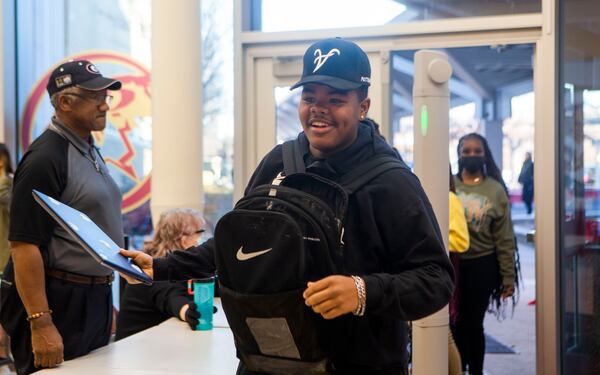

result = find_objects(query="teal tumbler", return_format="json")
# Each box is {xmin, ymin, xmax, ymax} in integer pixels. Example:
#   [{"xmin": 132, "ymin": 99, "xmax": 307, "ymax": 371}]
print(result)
[{"xmin": 191, "ymin": 276, "xmax": 215, "ymax": 330}]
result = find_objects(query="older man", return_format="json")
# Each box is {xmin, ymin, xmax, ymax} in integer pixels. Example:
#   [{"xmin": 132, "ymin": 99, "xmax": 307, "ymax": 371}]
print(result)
[{"xmin": 0, "ymin": 60, "xmax": 123, "ymax": 374}]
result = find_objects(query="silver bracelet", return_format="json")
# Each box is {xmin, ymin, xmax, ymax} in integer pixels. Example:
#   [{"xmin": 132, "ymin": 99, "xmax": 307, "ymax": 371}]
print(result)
[{"xmin": 351, "ymin": 276, "xmax": 366, "ymax": 316}]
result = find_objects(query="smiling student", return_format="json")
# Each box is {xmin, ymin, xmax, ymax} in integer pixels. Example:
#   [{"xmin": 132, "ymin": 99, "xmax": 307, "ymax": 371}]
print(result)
[{"xmin": 122, "ymin": 38, "xmax": 454, "ymax": 375}]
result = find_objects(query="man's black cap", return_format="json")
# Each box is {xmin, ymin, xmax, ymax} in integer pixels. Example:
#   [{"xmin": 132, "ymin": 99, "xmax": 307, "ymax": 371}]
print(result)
[
  {"xmin": 291, "ymin": 37, "xmax": 371, "ymax": 91},
  {"xmin": 46, "ymin": 60, "xmax": 122, "ymax": 97}
]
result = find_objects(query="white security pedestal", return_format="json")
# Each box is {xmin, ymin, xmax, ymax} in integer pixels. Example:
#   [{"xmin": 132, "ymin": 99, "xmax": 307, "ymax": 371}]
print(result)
[{"xmin": 412, "ymin": 50, "xmax": 452, "ymax": 375}]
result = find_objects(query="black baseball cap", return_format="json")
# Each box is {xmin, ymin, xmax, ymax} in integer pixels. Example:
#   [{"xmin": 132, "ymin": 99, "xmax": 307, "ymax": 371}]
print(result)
[
  {"xmin": 46, "ymin": 60, "xmax": 122, "ymax": 97},
  {"xmin": 291, "ymin": 37, "xmax": 371, "ymax": 91}
]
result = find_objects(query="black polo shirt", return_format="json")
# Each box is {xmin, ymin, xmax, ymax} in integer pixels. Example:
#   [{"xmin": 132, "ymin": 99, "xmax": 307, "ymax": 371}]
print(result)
[{"xmin": 9, "ymin": 117, "xmax": 123, "ymax": 276}]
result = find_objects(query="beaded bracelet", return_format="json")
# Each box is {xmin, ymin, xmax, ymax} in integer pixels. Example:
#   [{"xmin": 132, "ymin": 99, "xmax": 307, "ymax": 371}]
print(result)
[
  {"xmin": 26, "ymin": 310, "xmax": 53, "ymax": 322},
  {"xmin": 351, "ymin": 276, "xmax": 366, "ymax": 316}
]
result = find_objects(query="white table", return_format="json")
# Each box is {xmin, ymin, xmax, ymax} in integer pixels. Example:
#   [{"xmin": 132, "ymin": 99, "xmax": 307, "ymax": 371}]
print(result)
[{"xmin": 38, "ymin": 300, "xmax": 239, "ymax": 374}]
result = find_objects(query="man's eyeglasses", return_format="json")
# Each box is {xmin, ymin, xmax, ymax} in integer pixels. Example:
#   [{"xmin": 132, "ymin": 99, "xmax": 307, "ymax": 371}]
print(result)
[{"xmin": 64, "ymin": 92, "xmax": 114, "ymax": 106}]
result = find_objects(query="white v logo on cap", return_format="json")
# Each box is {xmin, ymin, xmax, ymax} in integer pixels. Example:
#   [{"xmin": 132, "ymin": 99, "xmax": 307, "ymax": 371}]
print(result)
[
  {"xmin": 236, "ymin": 246, "xmax": 273, "ymax": 261},
  {"xmin": 313, "ymin": 48, "xmax": 341, "ymax": 73}
]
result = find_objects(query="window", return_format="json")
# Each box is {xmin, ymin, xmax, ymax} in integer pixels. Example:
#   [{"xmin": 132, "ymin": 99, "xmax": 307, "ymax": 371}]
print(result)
[
  {"xmin": 251, "ymin": 0, "xmax": 541, "ymax": 32},
  {"xmin": 15, "ymin": 0, "xmax": 235, "ymax": 246},
  {"xmin": 559, "ymin": 1, "xmax": 600, "ymax": 370}
]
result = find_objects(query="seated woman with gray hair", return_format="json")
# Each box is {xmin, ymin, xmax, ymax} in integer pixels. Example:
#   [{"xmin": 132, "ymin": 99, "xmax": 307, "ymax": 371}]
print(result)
[{"xmin": 115, "ymin": 208, "xmax": 205, "ymax": 340}]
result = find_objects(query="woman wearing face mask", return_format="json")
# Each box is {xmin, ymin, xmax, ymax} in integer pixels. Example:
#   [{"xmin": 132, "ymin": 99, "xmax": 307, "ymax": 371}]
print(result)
[
  {"xmin": 115, "ymin": 208, "xmax": 207, "ymax": 340},
  {"xmin": 451, "ymin": 133, "xmax": 517, "ymax": 375}
]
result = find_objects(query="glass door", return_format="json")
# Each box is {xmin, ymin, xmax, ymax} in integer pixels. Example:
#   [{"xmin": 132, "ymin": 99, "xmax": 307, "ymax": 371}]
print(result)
[
  {"xmin": 243, "ymin": 41, "xmax": 537, "ymax": 375},
  {"xmin": 559, "ymin": 1, "xmax": 600, "ymax": 372},
  {"xmin": 235, "ymin": 18, "xmax": 557, "ymax": 374},
  {"xmin": 389, "ymin": 44, "xmax": 536, "ymax": 375}
]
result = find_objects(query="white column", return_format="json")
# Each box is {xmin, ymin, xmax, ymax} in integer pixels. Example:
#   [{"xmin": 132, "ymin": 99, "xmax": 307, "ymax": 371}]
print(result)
[
  {"xmin": 412, "ymin": 50, "xmax": 452, "ymax": 375},
  {"xmin": 535, "ymin": 0, "xmax": 559, "ymax": 372},
  {"xmin": 150, "ymin": 0, "xmax": 203, "ymax": 224}
]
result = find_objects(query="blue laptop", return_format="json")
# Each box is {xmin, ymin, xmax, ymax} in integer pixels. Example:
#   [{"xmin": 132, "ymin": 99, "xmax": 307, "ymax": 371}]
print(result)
[{"xmin": 33, "ymin": 189, "xmax": 153, "ymax": 285}]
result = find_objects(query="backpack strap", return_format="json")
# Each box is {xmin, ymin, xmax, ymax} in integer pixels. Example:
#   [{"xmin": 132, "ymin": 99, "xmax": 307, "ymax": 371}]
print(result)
[
  {"xmin": 282, "ymin": 139, "xmax": 306, "ymax": 176},
  {"xmin": 339, "ymin": 155, "xmax": 409, "ymax": 194},
  {"xmin": 283, "ymin": 138, "xmax": 408, "ymax": 194}
]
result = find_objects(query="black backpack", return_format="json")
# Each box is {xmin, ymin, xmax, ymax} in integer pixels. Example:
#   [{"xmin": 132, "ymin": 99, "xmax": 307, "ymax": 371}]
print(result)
[{"xmin": 214, "ymin": 139, "xmax": 408, "ymax": 375}]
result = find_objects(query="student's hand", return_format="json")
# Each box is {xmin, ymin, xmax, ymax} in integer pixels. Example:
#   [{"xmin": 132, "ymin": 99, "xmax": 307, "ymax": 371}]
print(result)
[
  {"xmin": 179, "ymin": 303, "xmax": 219, "ymax": 330},
  {"xmin": 501, "ymin": 284, "xmax": 515, "ymax": 300},
  {"xmin": 303, "ymin": 275, "xmax": 359, "ymax": 319},
  {"xmin": 119, "ymin": 249, "xmax": 153, "ymax": 283},
  {"xmin": 30, "ymin": 315, "xmax": 64, "ymax": 368},
  {"xmin": 180, "ymin": 302, "xmax": 201, "ymax": 330}
]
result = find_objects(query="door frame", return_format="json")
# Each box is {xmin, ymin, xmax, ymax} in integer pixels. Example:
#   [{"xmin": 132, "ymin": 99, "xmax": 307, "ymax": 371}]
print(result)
[{"xmin": 233, "ymin": 1, "xmax": 558, "ymax": 373}]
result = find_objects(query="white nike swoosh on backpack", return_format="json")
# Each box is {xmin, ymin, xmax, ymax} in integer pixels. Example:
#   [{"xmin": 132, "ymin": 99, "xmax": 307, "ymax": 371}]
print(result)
[{"xmin": 236, "ymin": 246, "xmax": 273, "ymax": 261}]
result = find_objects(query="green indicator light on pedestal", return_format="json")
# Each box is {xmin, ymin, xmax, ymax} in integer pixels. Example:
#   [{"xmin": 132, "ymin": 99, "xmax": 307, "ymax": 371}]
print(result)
[{"xmin": 420, "ymin": 105, "xmax": 428, "ymax": 136}]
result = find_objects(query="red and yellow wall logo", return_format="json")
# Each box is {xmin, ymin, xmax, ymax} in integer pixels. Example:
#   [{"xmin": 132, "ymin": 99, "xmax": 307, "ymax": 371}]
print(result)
[{"xmin": 21, "ymin": 51, "xmax": 152, "ymax": 214}]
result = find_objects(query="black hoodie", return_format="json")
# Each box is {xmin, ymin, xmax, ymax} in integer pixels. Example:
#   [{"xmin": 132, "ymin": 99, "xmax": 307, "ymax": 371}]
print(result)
[{"xmin": 154, "ymin": 120, "xmax": 454, "ymax": 374}]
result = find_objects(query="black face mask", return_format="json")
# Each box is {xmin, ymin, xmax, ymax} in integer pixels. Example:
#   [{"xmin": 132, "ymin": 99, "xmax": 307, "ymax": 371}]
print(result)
[{"xmin": 459, "ymin": 156, "xmax": 485, "ymax": 174}]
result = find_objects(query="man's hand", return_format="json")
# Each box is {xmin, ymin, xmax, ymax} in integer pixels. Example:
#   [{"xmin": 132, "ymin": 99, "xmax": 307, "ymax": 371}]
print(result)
[
  {"xmin": 302, "ymin": 275, "xmax": 358, "ymax": 319},
  {"xmin": 10, "ymin": 242, "xmax": 63, "ymax": 368},
  {"xmin": 30, "ymin": 315, "xmax": 64, "ymax": 368},
  {"xmin": 119, "ymin": 249, "xmax": 153, "ymax": 284}
]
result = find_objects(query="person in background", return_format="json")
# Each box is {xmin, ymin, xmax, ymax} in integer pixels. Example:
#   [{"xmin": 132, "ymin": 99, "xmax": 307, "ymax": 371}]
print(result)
[
  {"xmin": 0, "ymin": 143, "xmax": 13, "ymax": 275},
  {"xmin": 0, "ymin": 60, "xmax": 122, "ymax": 374},
  {"xmin": 452, "ymin": 133, "xmax": 517, "ymax": 375},
  {"xmin": 0, "ymin": 143, "xmax": 13, "ymax": 367},
  {"xmin": 448, "ymin": 166, "xmax": 469, "ymax": 375},
  {"xmin": 517, "ymin": 152, "xmax": 534, "ymax": 215},
  {"xmin": 115, "ymin": 208, "xmax": 205, "ymax": 340}
]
